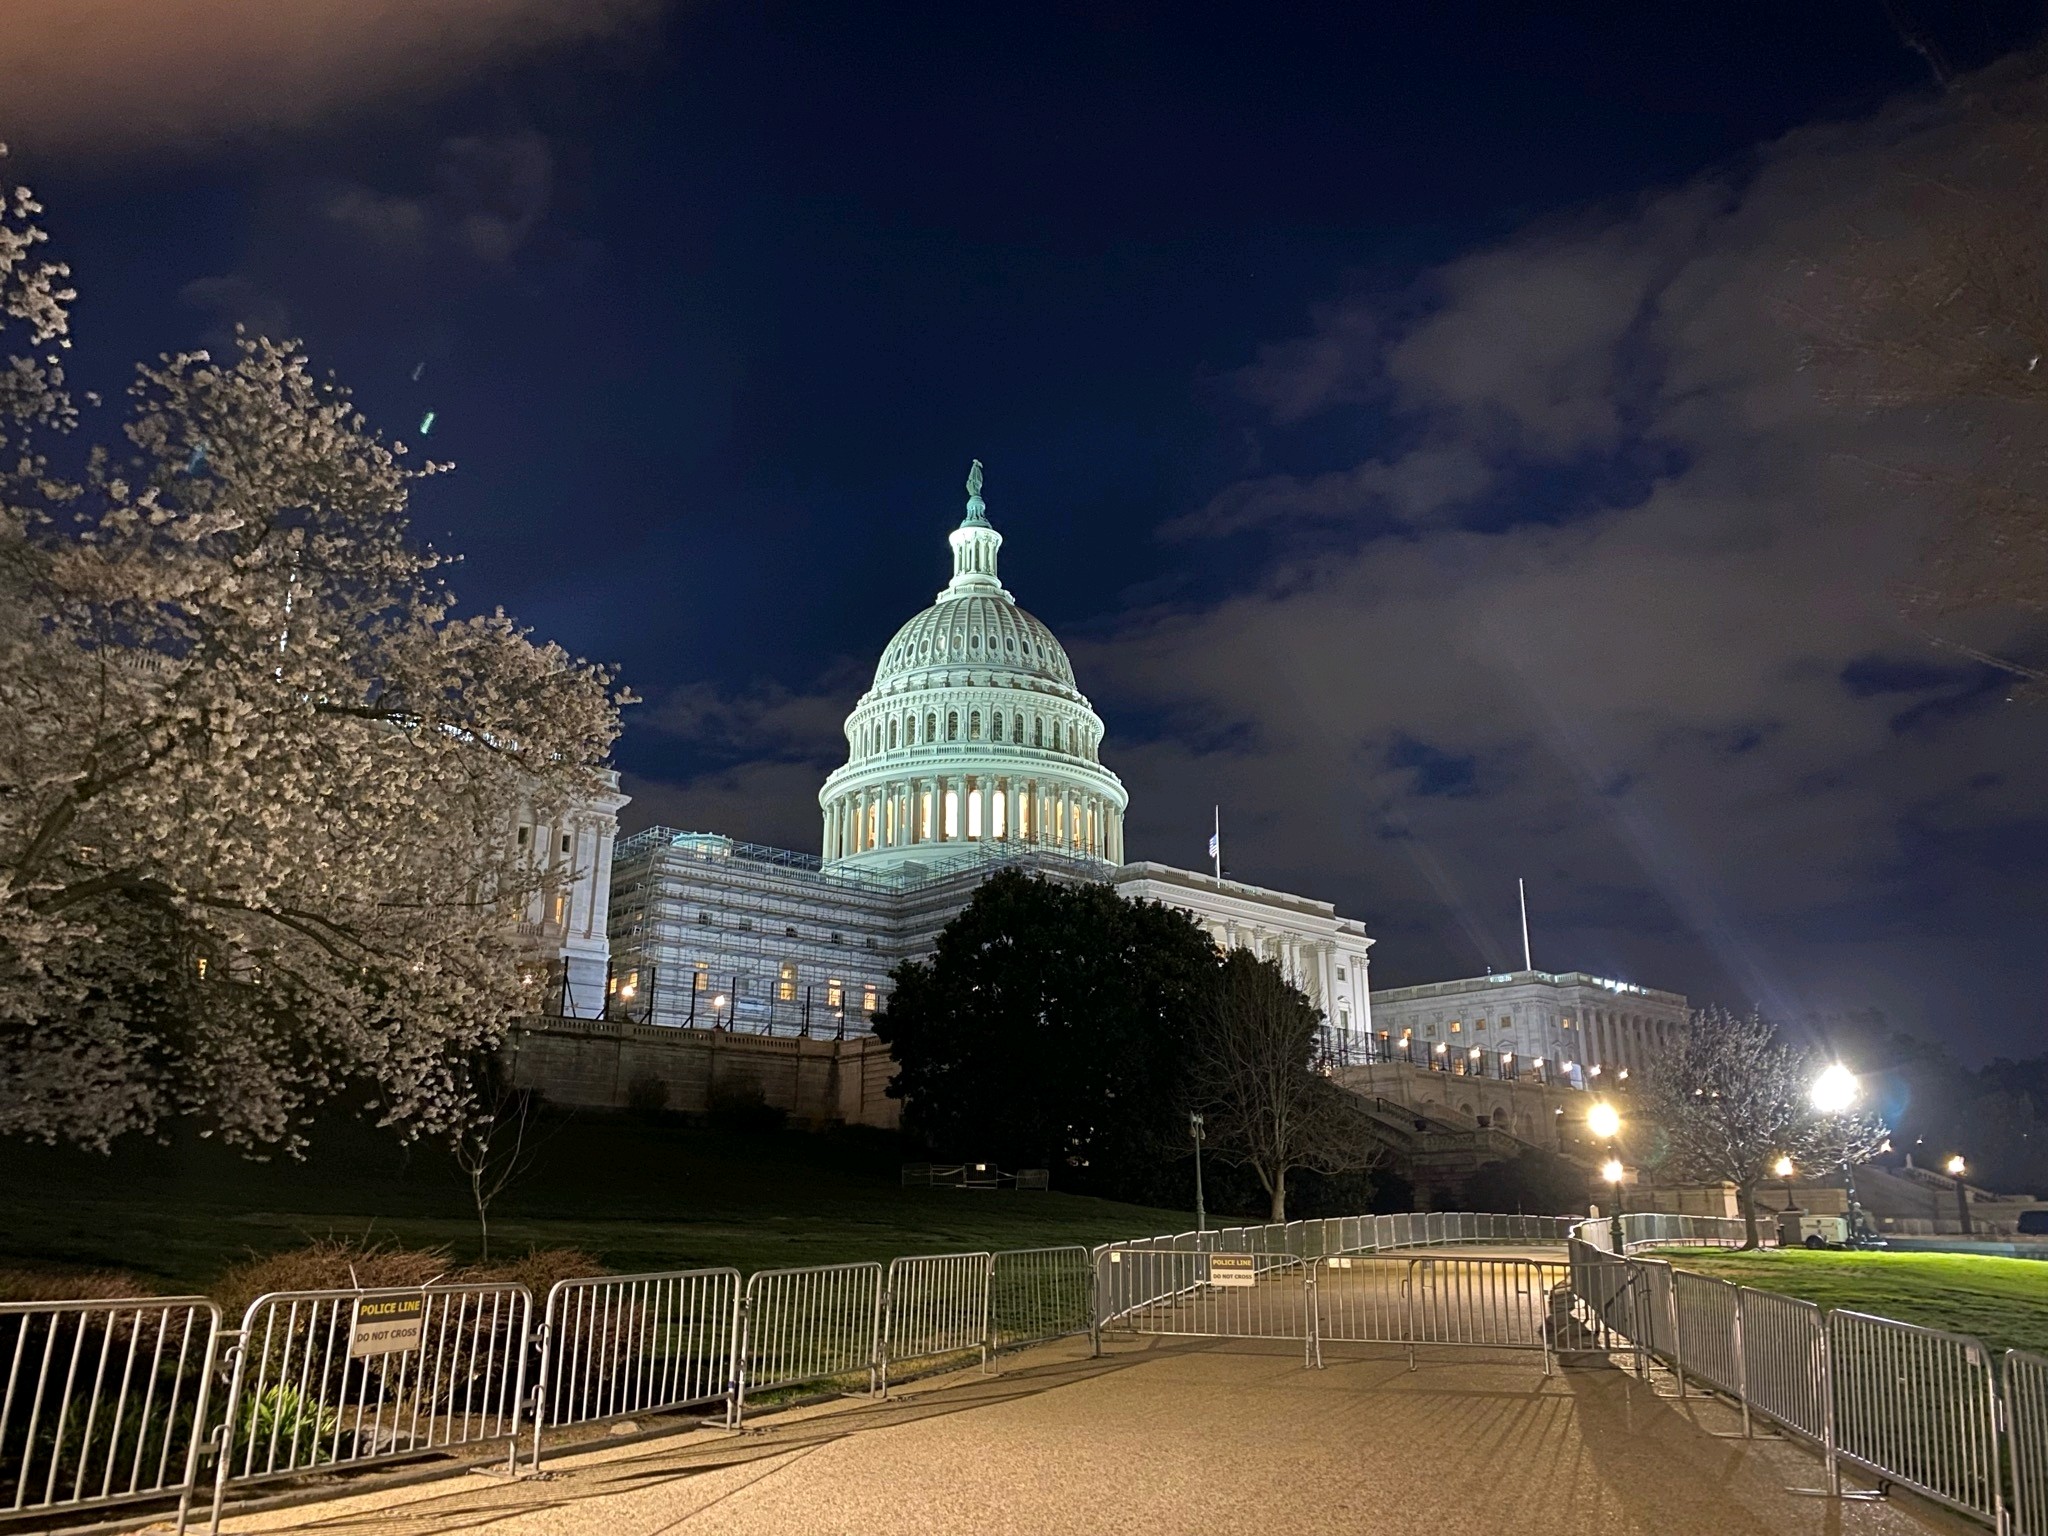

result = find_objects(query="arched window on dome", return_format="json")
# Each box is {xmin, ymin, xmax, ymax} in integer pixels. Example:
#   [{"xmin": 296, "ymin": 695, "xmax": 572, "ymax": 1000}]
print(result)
[
  {"xmin": 1011, "ymin": 714, "xmax": 1024, "ymax": 744},
  {"xmin": 888, "ymin": 719, "xmax": 898, "ymax": 750},
  {"xmin": 904, "ymin": 715, "xmax": 915, "ymax": 746},
  {"xmin": 947, "ymin": 711, "xmax": 959, "ymax": 741},
  {"xmin": 969, "ymin": 710, "xmax": 981, "ymax": 741},
  {"xmin": 1052, "ymin": 721, "xmax": 1063, "ymax": 753},
  {"xmin": 926, "ymin": 712, "xmax": 938, "ymax": 743}
]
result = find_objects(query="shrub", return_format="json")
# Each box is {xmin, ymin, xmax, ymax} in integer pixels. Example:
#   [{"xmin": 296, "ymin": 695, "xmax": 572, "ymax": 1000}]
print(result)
[{"xmin": 626, "ymin": 1073, "xmax": 670, "ymax": 1119}]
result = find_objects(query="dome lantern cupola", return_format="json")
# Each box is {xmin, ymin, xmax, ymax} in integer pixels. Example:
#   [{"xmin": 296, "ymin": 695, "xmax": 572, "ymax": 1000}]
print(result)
[
  {"xmin": 943, "ymin": 459, "xmax": 1006, "ymax": 599},
  {"xmin": 818, "ymin": 460, "xmax": 1129, "ymax": 872}
]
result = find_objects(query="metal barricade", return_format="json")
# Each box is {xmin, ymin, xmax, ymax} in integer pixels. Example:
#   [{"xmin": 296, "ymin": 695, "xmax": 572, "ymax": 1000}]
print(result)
[
  {"xmin": 2007, "ymin": 1349, "xmax": 2048, "ymax": 1536},
  {"xmin": 1672, "ymin": 1270, "xmax": 1743, "ymax": 1399},
  {"xmin": 0, "ymin": 1296, "xmax": 221, "ymax": 1531},
  {"xmin": 1828, "ymin": 1310, "xmax": 2002, "ymax": 1527},
  {"xmin": 1316, "ymin": 1256, "xmax": 1562, "ymax": 1373},
  {"xmin": 209, "ymin": 1282, "xmax": 530, "ymax": 1532},
  {"xmin": 988, "ymin": 1248, "xmax": 1092, "ymax": 1354},
  {"xmin": 881, "ymin": 1253, "xmax": 990, "ymax": 1391},
  {"xmin": 736, "ymin": 1263, "xmax": 882, "ymax": 1422},
  {"xmin": 1636, "ymin": 1259, "xmax": 1678, "ymax": 1364},
  {"xmin": 1100, "ymin": 1249, "xmax": 1314, "ymax": 1366},
  {"xmin": 1563, "ymin": 1239, "xmax": 1649, "ymax": 1365},
  {"xmin": 1738, "ymin": 1286, "xmax": 1827, "ymax": 1446},
  {"xmin": 533, "ymin": 1269, "xmax": 740, "ymax": 1456}
]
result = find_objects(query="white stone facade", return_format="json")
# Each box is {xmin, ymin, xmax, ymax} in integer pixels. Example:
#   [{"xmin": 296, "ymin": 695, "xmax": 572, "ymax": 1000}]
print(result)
[
  {"xmin": 517, "ymin": 769, "xmax": 628, "ymax": 1018},
  {"xmin": 1366, "ymin": 970, "xmax": 1688, "ymax": 1084},
  {"xmin": 1112, "ymin": 863, "xmax": 1374, "ymax": 1049}
]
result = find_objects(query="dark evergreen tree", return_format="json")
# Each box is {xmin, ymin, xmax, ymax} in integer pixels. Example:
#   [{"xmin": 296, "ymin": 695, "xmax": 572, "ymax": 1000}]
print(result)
[{"xmin": 873, "ymin": 869, "xmax": 1220, "ymax": 1201}]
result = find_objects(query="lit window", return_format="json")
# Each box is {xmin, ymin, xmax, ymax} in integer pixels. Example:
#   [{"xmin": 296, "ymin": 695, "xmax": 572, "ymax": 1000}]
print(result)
[
  {"xmin": 778, "ymin": 962, "xmax": 797, "ymax": 1002},
  {"xmin": 1450, "ymin": 1020, "xmax": 1462, "ymax": 1033},
  {"xmin": 863, "ymin": 984, "xmax": 878, "ymax": 1013},
  {"xmin": 694, "ymin": 964, "xmax": 709, "ymax": 992},
  {"xmin": 1475, "ymin": 1018, "xmax": 1487, "ymax": 1030},
  {"xmin": 945, "ymin": 788, "xmax": 959, "ymax": 838},
  {"xmin": 826, "ymin": 979, "xmax": 844, "ymax": 1008},
  {"xmin": 992, "ymin": 788, "xmax": 1007, "ymax": 838},
  {"xmin": 967, "ymin": 787, "xmax": 982, "ymax": 839},
  {"xmin": 552, "ymin": 892, "xmax": 566, "ymax": 924}
]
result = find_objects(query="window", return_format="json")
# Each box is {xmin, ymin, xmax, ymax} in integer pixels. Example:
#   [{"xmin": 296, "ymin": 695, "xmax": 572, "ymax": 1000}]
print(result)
[
  {"xmin": 778, "ymin": 962, "xmax": 797, "ymax": 1002},
  {"xmin": 945, "ymin": 787, "xmax": 959, "ymax": 838},
  {"xmin": 1337, "ymin": 966, "xmax": 1347, "ymax": 981},
  {"xmin": 551, "ymin": 892, "xmax": 566, "ymax": 924},
  {"xmin": 889, "ymin": 719, "xmax": 898, "ymax": 749},
  {"xmin": 926, "ymin": 712, "xmax": 937, "ymax": 741},
  {"xmin": 1476, "ymin": 1018, "xmax": 1488, "ymax": 1030},
  {"xmin": 967, "ymin": 786, "xmax": 982, "ymax": 839},
  {"xmin": 785, "ymin": 925, "xmax": 798, "ymax": 938},
  {"xmin": 906, "ymin": 715, "xmax": 917, "ymax": 745},
  {"xmin": 865, "ymin": 936, "xmax": 878, "ymax": 950},
  {"xmin": 1450, "ymin": 1020, "xmax": 1462, "ymax": 1034},
  {"xmin": 947, "ymin": 711, "xmax": 959, "ymax": 741},
  {"xmin": 830, "ymin": 932, "xmax": 843, "ymax": 945},
  {"xmin": 517, "ymin": 826, "xmax": 531, "ymax": 847},
  {"xmin": 970, "ymin": 710, "xmax": 981, "ymax": 740},
  {"xmin": 694, "ymin": 964, "xmax": 709, "ymax": 992},
  {"xmin": 699, "ymin": 911, "xmax": 714, "ymax": 925},
  {"xmin": 1500, "ymin": 1016, "xmax": 1511, "ymax": 1029},
  {"xmin": 560, "ymin": 833, "xmax": 571, "ymax": 854},
  {"xmin": 737, "ymin": 917, "xmax": 752, "ymax": 931},
  {"xmin": 1034, "ymin": 718, "xmax": 1043, "ymax": 747},
  {"xmin": 1012, "ymin": 715, "xmax": 1024, "ymax": 744},
  {"xmin": 863, "ymin": 983, "xmax": 879, "ymax": 1013},
  {"xmin": 826, "ymin": 979, "xmax": 844, "ymax": 1008}
]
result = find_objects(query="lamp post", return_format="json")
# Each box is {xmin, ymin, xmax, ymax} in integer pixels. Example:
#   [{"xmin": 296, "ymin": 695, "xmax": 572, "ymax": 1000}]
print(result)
[
  {"xmin": 1190, "ymin": 1111, "xmax": 1207, "ymax": 1233},
  {"xmin": 1588, "ymin": 1101, "xmax": 1624, "ymax": 1247},
  {"xmin": 1946, "ymin": 1154, "xmax": 1972, "ymax": 1235},
  {"xmin": 1809, "ymin": 1063, "xmax": 1864, "ymax": 1239}
]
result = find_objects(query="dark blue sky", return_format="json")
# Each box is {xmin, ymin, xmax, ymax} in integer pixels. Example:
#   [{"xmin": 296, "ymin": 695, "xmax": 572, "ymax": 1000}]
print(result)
[{"xmin": 9, "ymin": 2, "xmax": 2046, "ymax": 1058}]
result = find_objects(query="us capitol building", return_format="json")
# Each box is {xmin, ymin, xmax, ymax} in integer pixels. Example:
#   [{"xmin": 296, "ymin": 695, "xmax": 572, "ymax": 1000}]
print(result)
[{"xmin": 541, "ymin": 465, "xmax": 1379, "ymax": 1052}]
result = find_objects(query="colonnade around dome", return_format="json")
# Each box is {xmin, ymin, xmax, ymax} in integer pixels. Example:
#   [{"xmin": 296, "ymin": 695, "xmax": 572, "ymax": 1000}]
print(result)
[{"xmin": 823, "ymin": 770, "xmax": 1123, "ymax": 864}]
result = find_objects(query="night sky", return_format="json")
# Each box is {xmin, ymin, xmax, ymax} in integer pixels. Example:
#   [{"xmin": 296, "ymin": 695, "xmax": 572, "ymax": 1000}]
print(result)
[{"xmin": 7, "ymin": 3, "xmax": 2046, "ymax": 1059}]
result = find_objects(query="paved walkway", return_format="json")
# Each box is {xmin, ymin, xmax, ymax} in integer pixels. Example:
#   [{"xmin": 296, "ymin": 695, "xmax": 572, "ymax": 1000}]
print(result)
[{"xmin": 208, "ymin": 1335, "xmax": 1969, "ymax": 1536}]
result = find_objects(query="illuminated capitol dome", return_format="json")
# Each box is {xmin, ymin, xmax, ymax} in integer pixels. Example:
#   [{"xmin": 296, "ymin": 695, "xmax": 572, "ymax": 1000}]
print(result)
[{"xmin": 818, "ymin": 462, "xmax": 1128, "ymax": 870}]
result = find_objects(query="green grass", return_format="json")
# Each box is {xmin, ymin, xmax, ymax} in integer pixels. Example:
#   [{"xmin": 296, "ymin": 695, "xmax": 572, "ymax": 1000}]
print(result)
[
  {"xmin": 0, "ymin": 1111, "xmax": 1194, "ymax": 1295},
  {"xmin": 1648, "ymin": 1247, "xmax": 2048, "ymax": 1357}
]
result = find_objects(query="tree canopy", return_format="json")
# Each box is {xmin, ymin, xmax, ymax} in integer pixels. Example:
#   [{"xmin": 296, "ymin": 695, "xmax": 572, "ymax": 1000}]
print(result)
[
  {"xmin": 873, "ymin": 869, "xmax": 1221, "ymax": 1202},
  {"xmin": 1641, "ymin": 1007, "xmax": 1890, "ymax": 1247},
  {"xmin": 0, "ymin": 151, "xmax": 626, "ymax": 1152}
]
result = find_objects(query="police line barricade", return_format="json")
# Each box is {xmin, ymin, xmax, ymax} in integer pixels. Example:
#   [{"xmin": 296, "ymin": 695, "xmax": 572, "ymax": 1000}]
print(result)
[
  {"xmin": 880, "ymin": 1253, "xmax": 990, "ymax": 1392},
  {"xmin": 987, "ymin": 1246, "xmax": 1093, "ymax": 1355},
  {"xmin": 1099, "ymin": 1247, "xmax": 1316, "ymax": 1368},
  {"xmin": 2007, "ymin": 1349, "xmax": 2048, "ymax": 1536},
  {"xmin": 208, "ymin": 1282, "xmax": 530, "ymax": 1533},
  {"xmin": 735, "ymin": 1263, "xmax": 883, "ymax": 1423},
  {"xmin": 1671, "ymin": 1270, "xmax": 1745, "ymax": 1426},
  {"xmin": 1314, "ymin": 1254, "xmax": 1565, "ymax": 1374},
  {"xmin": 0, "ymin": 1296, "xmax": 222, "ymax": 1532},
  {"xmin": 1829, "ymin": 1310, "xmax": 2003, "ymax": 1528},
  {"xmin": 531, "ymin": 1268, "xmax": 741, "ymax": 1461}
]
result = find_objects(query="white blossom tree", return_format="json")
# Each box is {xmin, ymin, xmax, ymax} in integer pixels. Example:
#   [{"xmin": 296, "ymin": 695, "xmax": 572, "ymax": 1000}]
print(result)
[
  {"xmin": 1641, "ymin": 1008, "xmax": 1890, "ymax": 1248},
  {"xmin": 0, "ymin": 148, "xmax": 627, "ymax": 1152}
]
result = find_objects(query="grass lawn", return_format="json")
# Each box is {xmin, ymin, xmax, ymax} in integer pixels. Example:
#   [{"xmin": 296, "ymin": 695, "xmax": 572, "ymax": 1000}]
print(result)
[
  {"xmin": 0, "ymin": 1110, "xmax": 1196, "ymax": 1295},
  {"xmin": 1649, "ymin": 1247, "xmax": 2048, "ymax": 1357}
]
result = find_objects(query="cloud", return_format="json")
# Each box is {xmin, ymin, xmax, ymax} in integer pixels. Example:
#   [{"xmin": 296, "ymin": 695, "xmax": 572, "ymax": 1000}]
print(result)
[
  {"xmin": 1087, "ymin": 66, "xmax": 2048, "ymax": 1055},
  {"xmin": 319, "ymin": 132, "xmax": 556, "ymax": 267},
  {"xmin": 0, "ymin": 0, "xmax": 663, "ymax": 159}
]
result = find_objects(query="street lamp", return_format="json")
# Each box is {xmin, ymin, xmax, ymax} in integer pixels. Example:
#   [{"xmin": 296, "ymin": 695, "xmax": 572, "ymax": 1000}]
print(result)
[
  {"xmin": 1945, "ymin": 1154, "xmax": 1972, "ymax": 1236},
  {"xmin": 1602, "ymin": 1158, "xmax": 1627, "ymax": 1247},
  {"xmin": 1809, "ymin": 1064, "xmax": 1865, "ymax": 1238},
  {"xmin": 1190, "ymin": 1112, "xmax": 1207, "ymax": 1233},
  {"xmin": 1587, "ymin": 1101, "xmax": 1621, "ymax": 1141}
]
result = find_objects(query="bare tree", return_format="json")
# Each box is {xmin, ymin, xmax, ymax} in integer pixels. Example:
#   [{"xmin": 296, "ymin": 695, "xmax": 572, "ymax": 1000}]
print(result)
[
  {"xmin": 1642, "ymin": 1008, "xmax": 1891, "ymax": 1248},
  {"xmin": 448, "ymin": 1056, "xmax": 542, "ymax": 1263},
  {"xmin": 1190, "ymin": 951, "xmax": 1377, "ymax": 1222},
  {"xmin": 0, "ymin": 150, "xmax": 628, "ymax": 1152},
  {"xmin": 1789, "ymin": 66, "xmax": 2048, "ymax": 694}
]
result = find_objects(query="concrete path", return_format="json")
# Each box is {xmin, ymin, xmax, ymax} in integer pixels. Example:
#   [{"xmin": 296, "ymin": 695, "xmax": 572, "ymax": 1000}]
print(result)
[{"xmin": 207, "ymin": 1335, "xmax": 1970, "ymax": 1536}]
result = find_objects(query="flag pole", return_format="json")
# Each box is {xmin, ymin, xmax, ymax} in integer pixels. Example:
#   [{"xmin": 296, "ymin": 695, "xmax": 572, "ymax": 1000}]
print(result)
[
  {"xmin": 1212, "ymin": 805, "xmax": 1222, "ymax": 880},
  {"xmin": 1518, "ymin": 877, "xmax": 1532, "ymax": 972}
]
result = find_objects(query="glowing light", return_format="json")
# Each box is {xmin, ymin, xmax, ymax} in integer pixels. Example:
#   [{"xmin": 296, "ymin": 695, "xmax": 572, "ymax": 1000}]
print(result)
[
  {"xmin": 1601, "ymin": 1159, "xmax": 1626, "ymax": 1185},
  {"xmin": 1946, "ymin": 1155, "xmax": 1967, "ymax": 1178},
  {"xmin": 619, "ymin": 984, "xmax": 636, "ymax": 1000},
  {"xmin": 419, "ymin": 410, "xmax": 436, "ymax": 435},
  {"xmin": 1587, "ymin": 1102, "xmax": 1621, "ymax": 1140},
  {"xmin": 1810, "ymin": 1063, "xmax": 1858, "ymax": 1115},
  {"xmin": 1773, "ymin": 1156, "xmax": 1794, "ymax": 1179}
]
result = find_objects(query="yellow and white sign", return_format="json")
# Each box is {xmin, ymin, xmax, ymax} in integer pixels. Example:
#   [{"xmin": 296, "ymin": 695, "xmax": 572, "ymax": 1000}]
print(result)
[
  {"xmin": 349, "ymin": 1296, "xmax": 425, "ymax": 1358},
  {"xmin": 1208, "ymin": 1253, "xmax": 1256, "ymax": 1288}
]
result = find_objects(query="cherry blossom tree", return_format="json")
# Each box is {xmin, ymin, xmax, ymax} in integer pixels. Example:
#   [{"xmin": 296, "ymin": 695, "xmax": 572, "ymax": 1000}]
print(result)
[
  {"xmin": 1641, "ymin": 1008, "xmax": 1890, "ymax": 1248},
  {"xmin": 0, "ymin": 148, "xmax": 627, "ymax": 1152}
]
